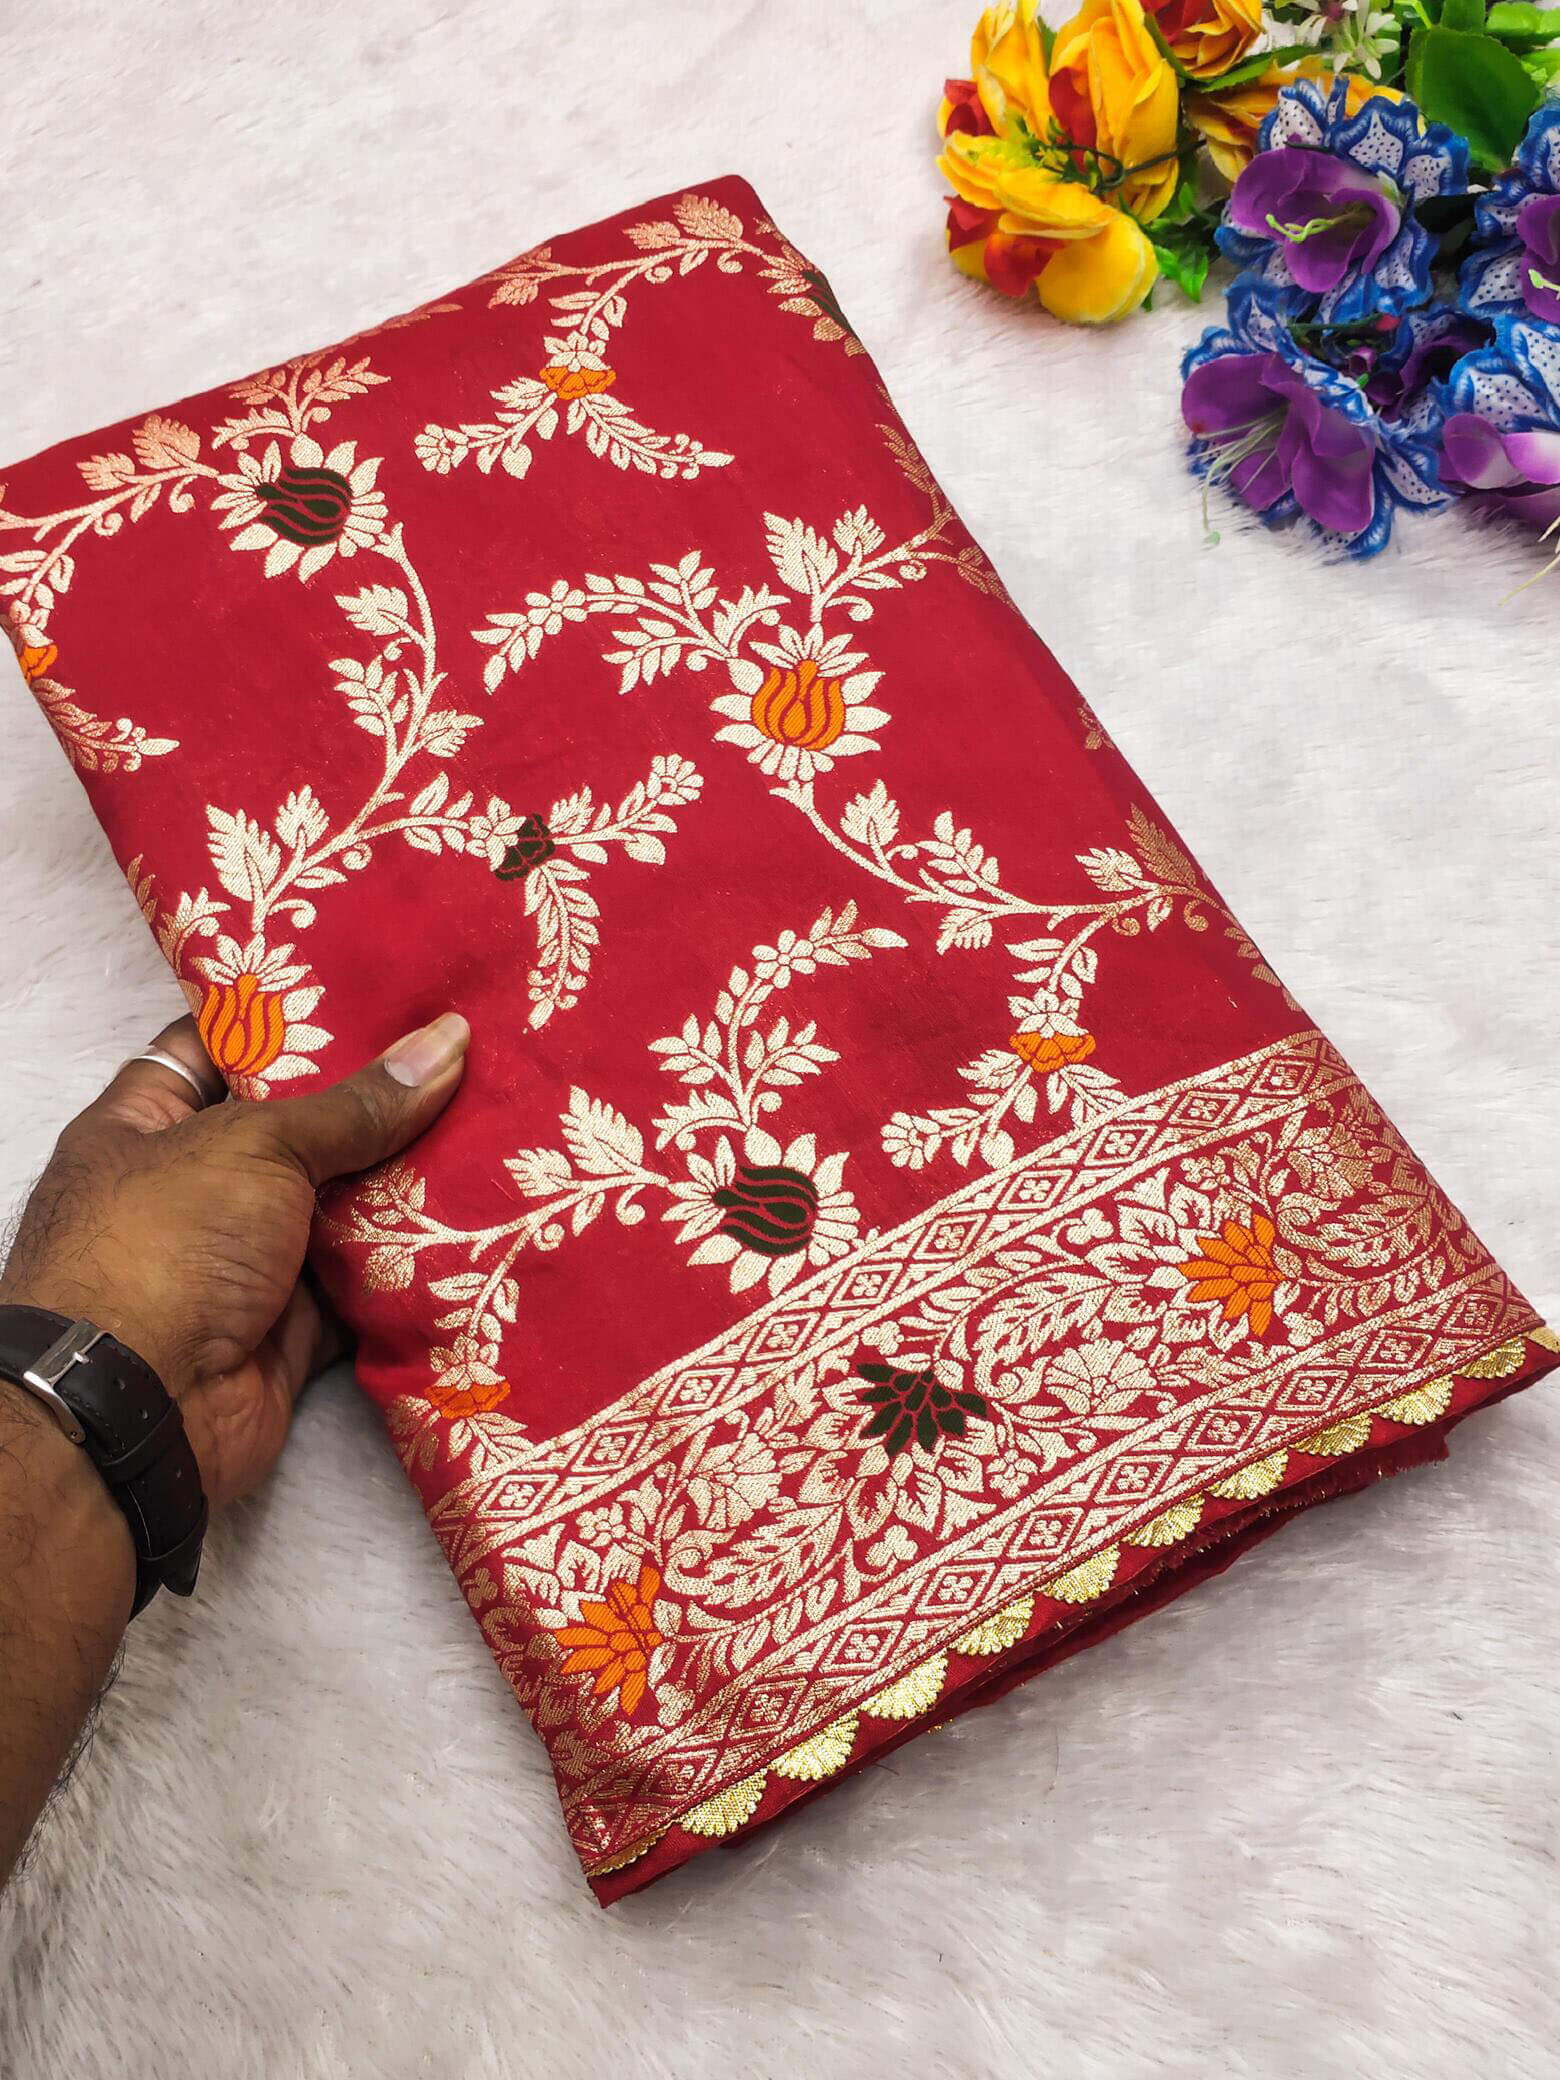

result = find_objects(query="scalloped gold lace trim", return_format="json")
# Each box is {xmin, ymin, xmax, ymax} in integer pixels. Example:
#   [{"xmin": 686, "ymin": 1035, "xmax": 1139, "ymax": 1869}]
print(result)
[{"xmin": 586, "ymin": 1326, "xmax": 1555, "ymax": 1879}]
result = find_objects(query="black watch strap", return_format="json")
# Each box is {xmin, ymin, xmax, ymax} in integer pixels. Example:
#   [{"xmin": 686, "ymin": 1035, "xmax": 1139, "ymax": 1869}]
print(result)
[{"xmin": 0, "ymin": 1304, "xmax": 207, "ymax": 1618}]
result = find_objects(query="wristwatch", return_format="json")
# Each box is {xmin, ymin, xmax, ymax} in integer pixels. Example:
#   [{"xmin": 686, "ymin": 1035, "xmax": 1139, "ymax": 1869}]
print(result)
[{"xmin": 0, "ymin": 1304, "xmax": 207, "ymax": 1618}]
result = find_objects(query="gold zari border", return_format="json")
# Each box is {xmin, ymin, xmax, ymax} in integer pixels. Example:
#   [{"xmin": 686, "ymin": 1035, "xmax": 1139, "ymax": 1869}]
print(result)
[{"xmin": 588, "ymin": 1326, "xmax": 1556, "ymax": 1878}]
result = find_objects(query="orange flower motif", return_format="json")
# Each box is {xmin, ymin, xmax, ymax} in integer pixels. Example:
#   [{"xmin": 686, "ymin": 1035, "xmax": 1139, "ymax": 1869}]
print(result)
[
  {"xmin": 555, "ymin": 1562, "xmax": 664, "ymax": 1715},
  {"xmin": 426, "ymin": 1378, "xmax": 510, "ymax": 1419},
  {"xmin": 198, "ymin": 973, "xmax": 287, "ymax": 1077},
  {"xmin": 539, "ymin": 364, "xmax": 617, "ymax": 400},
  {"xmin": 1177, "ymin": 1211, "xmax": 1283, "ymax": 1337},
  {"xmin": 751, "ymin": 658, "xmax": 848, "ymax": 751},
  {"xmin": 1009, "ymin": 1027, "xmax": 1097, "ymax": 1073},
  {"xmin": 16, "ymin": 640, "xmax": 58, "ymax": 683}
]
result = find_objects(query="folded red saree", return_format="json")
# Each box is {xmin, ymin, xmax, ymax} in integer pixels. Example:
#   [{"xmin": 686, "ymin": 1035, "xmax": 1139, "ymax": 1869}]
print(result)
[{"xmin": 4, "ymin": 177, "xmax": 1553, "ymax": 1900}]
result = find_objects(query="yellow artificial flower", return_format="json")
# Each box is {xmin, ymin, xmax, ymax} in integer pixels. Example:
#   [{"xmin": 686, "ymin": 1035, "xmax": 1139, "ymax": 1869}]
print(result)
[
  {"xmin": 1145, "ymin": 0, "xmax": 1262, "ymax": 82},
  {"xmin": 970, "ymin": 0, "xmax": 1055, "ymax": 132},
  {"xmin": 1049, "ymin": 0, "xmax": 1180, "ymax": 223},
  {"xmin": 935, "ymin": 0, "xmax": 1170, "ymax": 324},
  {"xmin": 940, "ymin": 133, "xmax": 1159, "ymax": 323},
  {"xmin": 1184, "ymin": 66, "xmax": 1287, "ymax": 184},
  {"xmin": 1186, "ymin": 63, "xmax": 1403, "ymax": 184}
]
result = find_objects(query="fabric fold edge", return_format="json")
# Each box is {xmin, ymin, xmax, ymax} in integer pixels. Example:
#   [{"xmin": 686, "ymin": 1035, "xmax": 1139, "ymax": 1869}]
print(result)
[{"xmin": 587, "ymin": 1323, "xmax": 1557, "ymax": 1900}]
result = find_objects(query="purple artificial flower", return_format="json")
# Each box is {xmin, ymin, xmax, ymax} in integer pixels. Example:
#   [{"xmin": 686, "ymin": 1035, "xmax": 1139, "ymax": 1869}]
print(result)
[
  {"xmin": 1182, "ymin": 343, "xmax": 1376, "ymax": 536},
  {"xmin": 1227, "ymin": 149, "xmax": 1400, "ymax": 297},
  {"xmin": 1514, "ymin": 192, "xmax": 1560, "ymax": 327},
  {"xmin": 1441, "ymin": 413, "xmax": 1560, "ymax": 530},
  {"xmin": 1441, "ymin": 318, "xmax": 1560, "ymax": 533},
  {"xmin": 1460, "ymin": 106, "xmax": 1560, "ymax": 325},
  {"xmin": 1217, "ymin": 81, "xmax": 1468, "ymax": 325},
  {"xmin": 1180, "ymin": 279, "xmax": 1447, "ymax": 558},
  {"xmin": 1365, "ymin": 308, "xmax": 1488, "ymax": 421}
]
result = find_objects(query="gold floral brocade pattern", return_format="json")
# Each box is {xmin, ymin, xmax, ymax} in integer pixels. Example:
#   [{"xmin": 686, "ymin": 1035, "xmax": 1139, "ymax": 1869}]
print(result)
[
  {"xmin": 390, "ymin": 1029, "xmax": 1547, "ymax": 1864},
  {"xmin": 597, "ymin": 1319, "xmax": 1550, "ymax": 1880},
  {"xmin": 7, "ymin": 172, "xmax": 1552, "ymax": 1899}
]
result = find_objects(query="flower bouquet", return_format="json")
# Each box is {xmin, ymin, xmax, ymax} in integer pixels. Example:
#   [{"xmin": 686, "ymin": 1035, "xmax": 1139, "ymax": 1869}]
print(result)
[
  {"xmin": 938, "ymin": 0, "xmax": 1560, "ymax": 567},
  {"xmin": 1183, "ymin": 84, "xmax": 1560, "ymax": 559}
]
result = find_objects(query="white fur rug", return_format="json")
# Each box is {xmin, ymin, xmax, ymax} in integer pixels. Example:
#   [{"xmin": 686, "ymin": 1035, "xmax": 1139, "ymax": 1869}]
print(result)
[{"xmin": 2, "ymin": 5, "xmax": 1557, "ymax": 2075}]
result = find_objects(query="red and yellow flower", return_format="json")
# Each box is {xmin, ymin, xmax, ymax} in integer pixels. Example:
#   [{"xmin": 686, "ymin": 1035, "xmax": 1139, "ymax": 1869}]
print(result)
[
  {"xmin": 942, "ymin": 146, "xmax": 1160, "ymax": 322},
  {"xmin": 936, "ymin": 0, "xmax": 1387, "ymax": 321},
  {"xmin": 1186, "ymin": 65, "xmax": 1404, "ymax": 184},
  {"xmin": 1142, "ymin": 0, "xmax": 1261, "ymax": 82},
  {"xmin": 936, "ymin": 0, "xmax": 1164, "ymax": 325},
  {"xmin": 1049, "ymin": 0, "xmax": 1181, "ymax": 223},
  {"xmin": 555, "ymin": 1561, "xmax": 665, "ymax": 1716}
]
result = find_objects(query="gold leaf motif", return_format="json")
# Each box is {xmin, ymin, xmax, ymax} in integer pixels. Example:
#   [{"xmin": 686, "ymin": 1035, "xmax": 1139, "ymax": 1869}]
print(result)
[
  {"xmin": 1208, "ymin": 1450, "xmax": 1289, "ymax": 1501},
  {"xmin": 1043, "ymin": 1545, "xmax": 1120, "ymax": 1604},
  {"xmin": 1376, "ymin": 1376, "xmax": 1454, "ymax": 1427},
  {"xmin": 1532, "ymin": 1325, "xmax": 1560, "ymax": 1353},
  {"xmin": 1462, "ymin": 1337, "xmax": 1528, "ymax": 1380},
  {"xmin": 1128, "ymin": 1497, "xmax": 1204, "ymax": 1548},
  {"xmin": 863, "ymin": 1651, "xmax": 949, "ymax": 1721},
  {"xmin": 679, "ymin": 1770, "xmax": 768, "ymax": 1838},
  {"xmin": 771, "ymin": 1711, "xmax": 860, "ymax": 1782},
  {"xmin": 588, "ymin": 1832, "xmax": 661, "ymax": 1876},
  {"xmin": 1296, "ymin": 1412, "xmax": 1373, "ymax": 1457},
  {"xmin": 954, "ymin": 1596, "xmax": 1035, "ymax": 1657}
]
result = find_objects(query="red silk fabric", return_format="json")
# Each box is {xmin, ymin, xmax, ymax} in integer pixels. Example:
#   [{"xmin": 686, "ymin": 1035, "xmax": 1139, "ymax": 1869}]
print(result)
[{"xmin": 4, "ymin": 177, "xmax": 1552, "ymax": 1899}]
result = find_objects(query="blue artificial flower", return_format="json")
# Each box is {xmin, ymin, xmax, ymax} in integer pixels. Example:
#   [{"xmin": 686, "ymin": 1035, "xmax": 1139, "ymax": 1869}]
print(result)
[
  {"xmin": 1459, "ymin": 104, "xmax": 1560, "ymax": 326},
  {"xmin": 1440, "ymin": 315, "xmax": 1560, "ymax": 532},
  {"xmin": 1180, "ymin": 278, "xmax": 1449, "ymax": 560},
  {"xmin": 1217, "ymin": 79, "xmax": 1469, "ymax": 326},
  {"xmin": 1365, "ymin": 304, "xmax": 1490, "ymax": 437}
]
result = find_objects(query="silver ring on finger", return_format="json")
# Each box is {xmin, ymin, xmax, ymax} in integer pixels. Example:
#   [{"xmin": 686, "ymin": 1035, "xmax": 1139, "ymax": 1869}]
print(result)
[{"xmin": 126, "ymin": 1044, "xmax": 222, "ymax": 1109}]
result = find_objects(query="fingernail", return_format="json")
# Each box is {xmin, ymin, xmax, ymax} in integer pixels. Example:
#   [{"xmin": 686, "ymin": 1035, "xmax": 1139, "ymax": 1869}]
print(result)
[{"xmin": 384, "ymin": 1011, "xmax": 471, "ymax": 1088}]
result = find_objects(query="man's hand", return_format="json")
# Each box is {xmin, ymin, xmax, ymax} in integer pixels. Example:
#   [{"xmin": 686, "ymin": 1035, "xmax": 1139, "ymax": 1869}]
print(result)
[
  {"xmin": 0, "ymin": 1008, "xmax": 469, "ymax": 1505},
  {"xmin": 0, "ymin": 1009, "xmax": 469, "ymax": 1880}
]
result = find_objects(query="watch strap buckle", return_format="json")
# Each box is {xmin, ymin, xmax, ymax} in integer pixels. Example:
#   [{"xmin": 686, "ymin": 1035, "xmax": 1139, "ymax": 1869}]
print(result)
[{"xmin": 20, "ymin": 1319, "xmax": 104, "ymax": 1444}]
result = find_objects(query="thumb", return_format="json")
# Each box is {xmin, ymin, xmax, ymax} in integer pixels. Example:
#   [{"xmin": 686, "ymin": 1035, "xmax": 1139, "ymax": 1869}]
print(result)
[{"xmin": 258, "ymin": 1011, "xmax": 471, "ymax": 1186}]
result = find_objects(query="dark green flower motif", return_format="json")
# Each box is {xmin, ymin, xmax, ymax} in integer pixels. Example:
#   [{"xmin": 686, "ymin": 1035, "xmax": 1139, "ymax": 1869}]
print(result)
[
  {"xmin": 854, "ymin": 1360, "xmax": 989, "ymax": 1460},
  {"xmin": 258, "ymin": 464, "xmax": 355, "ymax": 546},
  {"xmin": 494, "ymin": 815, "xmax": 556, "ymax": 881},
  {"xmin": 713, "ymin": 1162, "xmax": 819, "ymax": 1257}
]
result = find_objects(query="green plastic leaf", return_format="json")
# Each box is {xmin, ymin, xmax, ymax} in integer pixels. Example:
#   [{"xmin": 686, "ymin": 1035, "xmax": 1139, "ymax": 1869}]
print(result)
[
  {"xmin": 1196, "ymin": 41, "xmax": 1318, "ymax": 89},
  {"xmin": 1150, "ymin": 230, "xmax": 1212, "ymax": 303},
  {"xmin": 1405, "ymin": 25, "xmax": 1540, "ymax": 168},
  {"xmin": 1141, "ymin": 11, "xmax": 1184, "ymax": 75},
  {"xmin": 1156, "ymin": 172, "xmax": 1200, "ymax": 226},
  {"xmin": 1484, "ymin": 2, "xmax": 1559, "ymax": 48}
]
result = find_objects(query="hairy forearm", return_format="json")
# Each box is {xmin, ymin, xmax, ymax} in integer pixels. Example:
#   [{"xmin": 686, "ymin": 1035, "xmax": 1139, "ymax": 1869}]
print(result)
[
  {"xmin": 0, "ymin": 1008, "xmax": 467, "ymax": 1885},
  {"xmin": 0, "ymin": 1384, "xmax": 134, "ymax": 1880}
]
